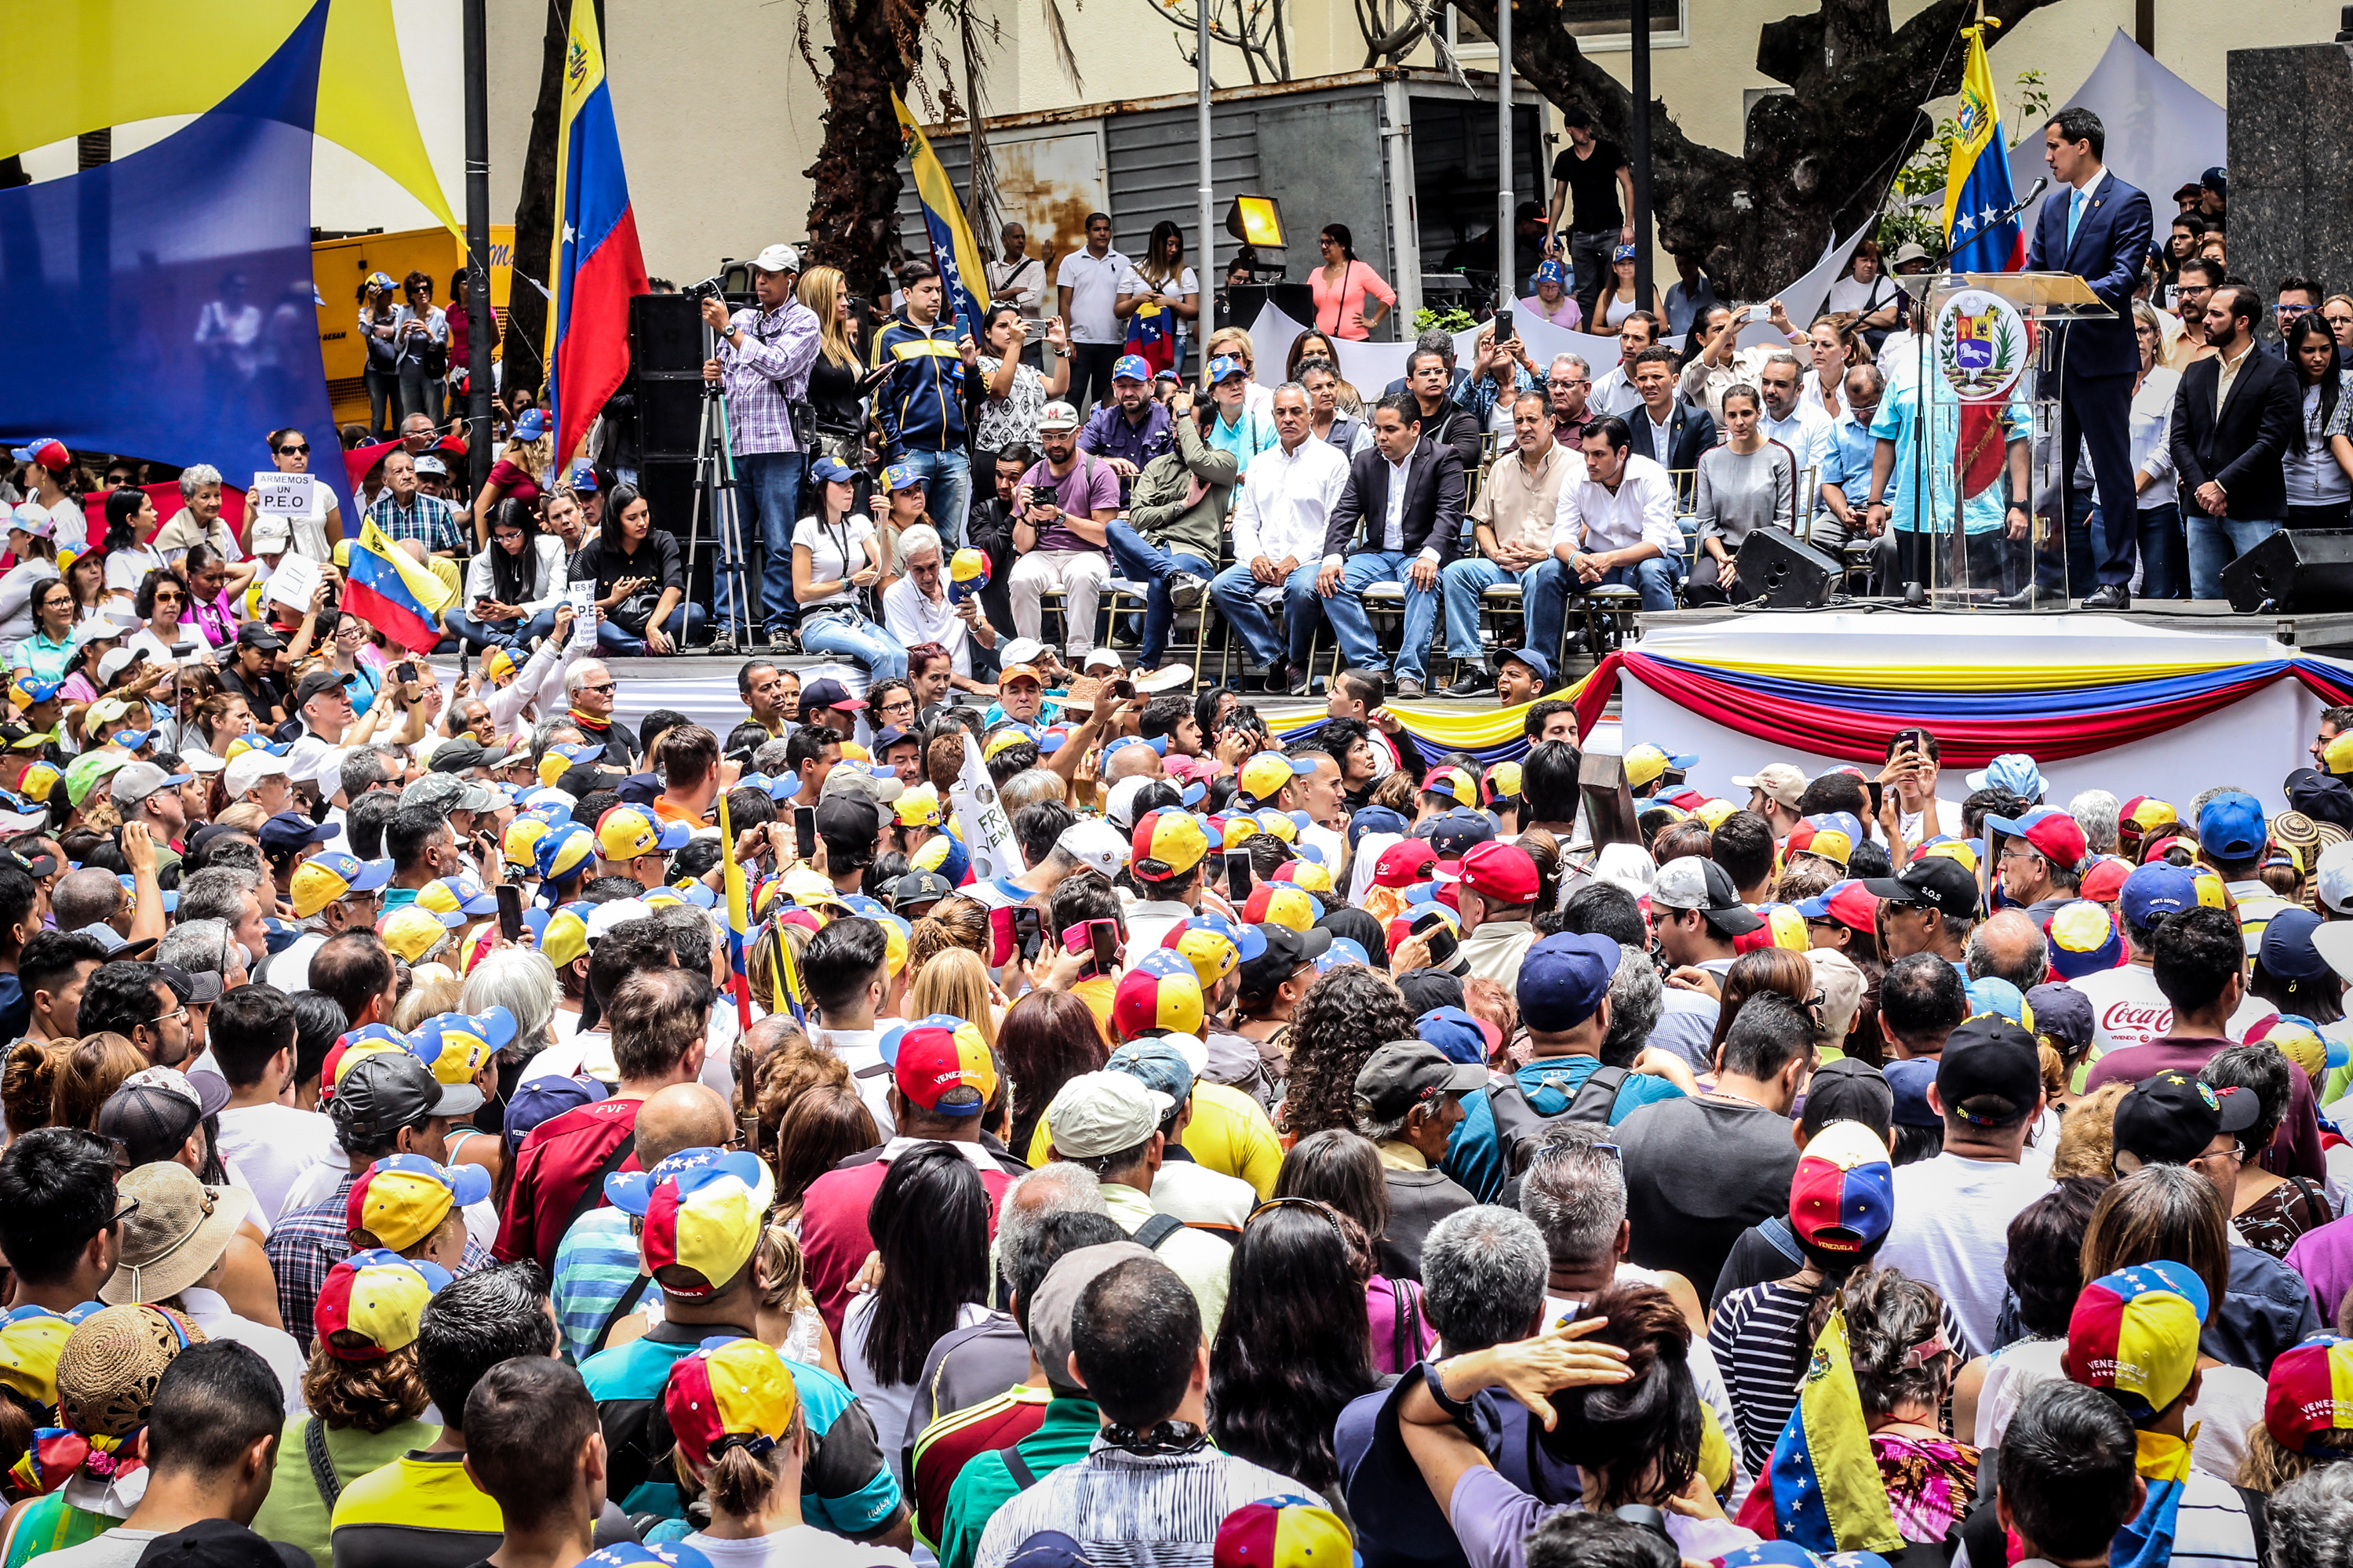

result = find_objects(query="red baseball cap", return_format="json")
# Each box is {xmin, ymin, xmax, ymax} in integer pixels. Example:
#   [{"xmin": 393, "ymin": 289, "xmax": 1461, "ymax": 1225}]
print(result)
[
  {"xmin": 1374, "ymin": 839, "xmax": 1438, "ymax": 889},
  {"xmin": 1458, "ymin": 841, "xmax": 1538, "ymax": 904}
]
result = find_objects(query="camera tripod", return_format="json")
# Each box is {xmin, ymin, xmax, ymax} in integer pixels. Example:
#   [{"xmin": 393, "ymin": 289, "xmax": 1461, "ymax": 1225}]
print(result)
[{"xmin": 685, "ymin": 315, "xmax": 756, "ymax": 654}]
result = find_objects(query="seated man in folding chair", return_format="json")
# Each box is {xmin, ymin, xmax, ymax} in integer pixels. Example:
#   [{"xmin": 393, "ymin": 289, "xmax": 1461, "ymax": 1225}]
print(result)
[
  {"xmin": 1436, "ymin": 389, "xmax": 1578, "ymax": 698},
  {"xmin": 1211, "ymin": 382, "xmax": 1352, "ymax": 697},
  {"xmin": 1313, "ymin": 393, "xmax": 1466, "ymax": 702},
  {"xmin": 1008, "ymin": 399, "xmax": 1123, "ymax": 661},
  {"xmin": 1527, "ymin": 414, "xmax": 1683, "ymax": 634}
]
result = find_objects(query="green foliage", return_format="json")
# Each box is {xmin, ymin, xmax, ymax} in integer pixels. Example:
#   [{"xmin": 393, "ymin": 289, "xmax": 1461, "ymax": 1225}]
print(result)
[
  {"xmin": 1876, "ymin": 70, "xmax": 2051, "ymax": 257},
  {"xmin": 1412, "ymin": 305, "xmax": 1476, "ymax": 335}
]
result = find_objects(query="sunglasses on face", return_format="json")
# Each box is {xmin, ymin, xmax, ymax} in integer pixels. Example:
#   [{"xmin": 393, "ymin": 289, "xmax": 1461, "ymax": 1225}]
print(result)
[
  {"xmin": 577, "ymin": 680, "xmax": 617, "ymax": 695},
  {"xmin": 276, "ymin": 444, "xmax": 309, "ymax": 456}
]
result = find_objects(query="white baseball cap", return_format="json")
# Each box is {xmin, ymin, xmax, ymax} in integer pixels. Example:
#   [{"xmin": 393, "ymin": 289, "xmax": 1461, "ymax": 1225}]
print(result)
[
  {"xmin": 752, "ymin": 244, "xmax": 803, "ymax": 275},
  {"xmin": 1037, "ymin": 400, "xmax": 1081, "ymax": 432},
  {"xmin": 224, "ymin": 749, "xmax": 291, "ymax": 800},
  {"xmin": 2318, "ymin": 841, "xmax": 2353, "ymax": 917},
  {"xmin": 1056, "ymin": 818, "xmax": 1129, "ymax": 879},
  {"xmin": 1000, "ymin": 637, "xmax": 1049, "ymax": 669},
  {"xmin": 1727, "ymin": 762, "xmax": 1808, "ymax": 809}
]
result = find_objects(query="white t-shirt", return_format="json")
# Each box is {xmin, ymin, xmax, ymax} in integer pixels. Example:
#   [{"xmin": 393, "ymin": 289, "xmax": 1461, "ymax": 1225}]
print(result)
[
  {"xmin": 880, "ymin": 577, "xmax": 974, "ymax": 677},
  {"xmin": 38, "ymin": 497, "xmax": 87, "ymax": 552},
  {"xmin": 792, "ymin": 513, "xmax": 880, "ymax": 615},
  {"xmin": 814, "ymin": 1024, "xmax": 896, "ymax": 1139},
  {"xmin": 264, "ymin": 931, "xmax": 327, "ymax": 996},
  {"xmin": 1896, "ymin": 795, "xmax": 1965, "ymax": 846},
  {"xmin": 106, "ymin": 543, "xmax": 168, "ymax": 599},
  {"xmin": 841, "ymin": 1294, "xmax": 994, "ymax": 1483},
  {"xmin": 683, "ymin": 1527, "xmax": 912, "ymax": 1568},
  {"xmin": 1878, "ymin": 1152, "xmax": 2053, "ymax": 1355},
  {"xmin": 215, "ymin": 1101, "xmax": 337, "ymax": 1222},
  {"xmin": 2067, "ymin": 963, "xmax": 2274, "ymax": 1060},
  {"xmin": 180, "ymin": 1286, "xmax": 308, "ymax": 1414},
  {"xmin": 1055, "ymin": 249, "xmax": 1135, "ymax": 344}
]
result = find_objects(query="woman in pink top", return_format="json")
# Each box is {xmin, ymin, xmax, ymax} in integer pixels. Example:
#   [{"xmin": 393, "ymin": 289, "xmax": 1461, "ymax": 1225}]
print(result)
[{"xmin": 1312, "ymin": 224, "xmax": 1396, "ymax": 340}]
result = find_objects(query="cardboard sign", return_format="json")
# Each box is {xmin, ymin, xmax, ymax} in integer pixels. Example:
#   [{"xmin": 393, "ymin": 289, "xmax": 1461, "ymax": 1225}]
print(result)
[{"xmin": 250, "ymin": 471, "xmax": 314, "ymax": 518}]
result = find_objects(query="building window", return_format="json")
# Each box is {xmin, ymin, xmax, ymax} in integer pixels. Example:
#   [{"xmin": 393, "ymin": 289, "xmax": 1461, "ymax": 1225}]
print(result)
[{"xmin": 1558, "ymin": 0, "xmax": 1687, "ymax": 49}]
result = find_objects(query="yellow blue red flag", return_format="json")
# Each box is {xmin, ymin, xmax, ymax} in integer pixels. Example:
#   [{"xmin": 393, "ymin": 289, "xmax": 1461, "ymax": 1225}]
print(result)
[
  {"xmin": 1942, "ymin": 22, "xmax": 2026, "ymax": 275},
  {"xmin": 893, "ymin": 92, "xmax": 990, "ymax": 335},
  {"xmin": 344, "ymin": 520, "xmax": 454, "ymax": 655},
  {"xmin": 1757, "ymin": 1305, "xmax": 1903, "ymax": 1552},
  {"xmin": 547, "ymin": 2, "xmax": 648, "ymax": 471}
]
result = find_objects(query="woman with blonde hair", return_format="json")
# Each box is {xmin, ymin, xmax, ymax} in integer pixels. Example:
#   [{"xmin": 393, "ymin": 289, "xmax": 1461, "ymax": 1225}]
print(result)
[
  {"xmin": 51, "ymin": 1035, "xmax": 147, "ymax": 1133},
  {"xmin": 909, "ymin": 946, "xmax": 997, "ymax": 1046},
  {"xmin": 468, "ymin": 409, "xmax": 554, "ymax": 544},
  {"xmin": 797, "ymin": 264, "xmax": 874, "ymax": 471},
  {"xmin": 1202, "ymin": 326, "xmax": 1274, "ymax": 417}
]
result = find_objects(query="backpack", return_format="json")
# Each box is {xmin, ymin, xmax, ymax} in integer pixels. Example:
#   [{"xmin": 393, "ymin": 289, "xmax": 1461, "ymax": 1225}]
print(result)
[{"xmin": 1487, "ymin": 1064, "xmax": 1628, "ymax": 1176}]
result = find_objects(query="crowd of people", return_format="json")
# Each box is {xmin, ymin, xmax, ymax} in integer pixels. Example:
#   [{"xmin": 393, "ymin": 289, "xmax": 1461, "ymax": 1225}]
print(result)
[{"xmin": 0, "ymin": 569, "xmax": 2340, "ymax": 1568}]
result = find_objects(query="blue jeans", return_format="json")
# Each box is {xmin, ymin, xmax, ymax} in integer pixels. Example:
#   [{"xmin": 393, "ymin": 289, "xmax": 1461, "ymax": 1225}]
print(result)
[
  {"xmin": 730, "ymin": 450, "xmax": 803, "ymax": 636},
  {"xmin": 798, "ymin": 607, "xmax": 908, "ymax": 679},
  {"xmin": 2187, "ymin": 514, "xmax": 2278, "ymax": 601},
  {"xmin": 891, "ymin": 447, "xmax": 971, "ymax": 548},
  {"xmin": 1324, "ymin": 551, "xmax": 1441, "ymax": 683},
  {"xmin": 443, "ymin": 608, "xmax": 528, "ymax": 652},
  {"xmin": 2136, "ymin": 503, "xmax": 2187, "ymax": 600},
  {"xmin": 1211, "ymin": 562, "xmax": 1323, "ymax": 670},
  {"xmin": 1440, "ymin": 556, "xmax": 1562, "ymax": 662},
  {"xmin": 1105, "ymin": 522, "xmax": 1215, "ymax": 669},
  {"xmin": 1524, "ymin": 552, "xmax": 1681, "ymax": 632},
  {"xmin": 599, "ymin": 602, "xmax": 708, "ymax": 657}
]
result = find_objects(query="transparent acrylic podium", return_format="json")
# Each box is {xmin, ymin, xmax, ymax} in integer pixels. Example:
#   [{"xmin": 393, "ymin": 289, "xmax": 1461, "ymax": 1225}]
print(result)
[{"xmin": 1884, "ymin": 271, "xmax": 2111, "ymax": 610}]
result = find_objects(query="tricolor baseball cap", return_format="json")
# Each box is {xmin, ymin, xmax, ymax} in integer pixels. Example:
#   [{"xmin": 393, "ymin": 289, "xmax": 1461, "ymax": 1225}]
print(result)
[
  {"xmin": 1482, "ymin": 761, "xmax": 1524, "ymax": 804},
  {"xmin": 2078, "ymin": 855, "xmax": 2131, "ymax": 904},
  {"xmin": 1161, "ymin": 913, "xmax": 1262, "ymax": 989},
  {"xmin": 1132, "ymin": 808, "xmax": 1210, "ymax": 879},
  {"xmin": 289, "ymin": 852, "xmax": 392, "ymax": 919},
  {"xmin": 1621, "ymin": 744, "xmax": 1697, "ymax": 791},
  {"xmin": 1113, "ymin": 955, "xmax": 1205, "ymax": 1040},
  {"xmin": 1794, "ymin": 879, "xmax": 1878, "ymax": 934},
  {"xmin": 1420, "ymin": 766, "xmax": 1481, "ymax": 809},
  {"xmin": 1239, "ymin": 751, "xmax": 1313, "ymax": 803},
  {"xmin": 346, "ymin": 1154, "xmax": 491, "ymax": 1252},
  {"xmin": 315, "ymin": 1249, "xmax": 450, "ymax": 1360},
  {"xmin": 417, "ymin": 874, "xmax": 500, "ymax": 922},
  {"xmin": 1985, "ymin": 806, "xmax": 2089, "ymax": 872},
  {"xmin": 379, "ymin": 905, "xmax": 457, "ymax": 965},
  {"xmin": 664, "ymin": 1335, "xmax": 800, "ymax": 1472},
  {"xmin": 1787, "ymin": 1120, "xmax": 1896, "ymax": 1257},
  {"xmin": 2120, "ymin": 795, "xmax": 2179, "ymax": 846},
  {"xmin": 535, "ymin": 821, "xmax": 599, "ymax": 883},
  {"xmin": 1787, "ymin": 813, "xmax": 1863, "ymax": 868},
  {"xmin": 596, "ymin": 805, "xmax": 692, "ymax": 861},
  {"xmin": 2044, "ymin": 900, "xmax": 2125, "ymax": 978},
  {"xmin": 893, "ymin": 1014, "xmax": 998, "ymax": 1113},
  {"xmin": 1214, "ymin": 1497, "xmax": 1354, "ymax": 1568},
  {"xmin": 606, "ymin": 1148, "xmax": 776, "ymax": 1298},
  {"xmin": 540, "ymin": 902, "xmax": 593, "ymax": 968},
  {"xmin": 2064, "ymin": 1261, "xmax": 2209, "ymax": 1421},
  {"xmin": 10, "ymin": 439, "xmax": 69, "ymax": 470},
  {"xmin": 1735, "ymin": 902, "xmax": 1810, "ymax": 954},
  {"xmin": 2264, "ymin": 1333, "xmax": 2353, "ymax": 1456},
  {"xmin": 1242, "ymin": 882, "xmax": 1320, "ymax": 933}
]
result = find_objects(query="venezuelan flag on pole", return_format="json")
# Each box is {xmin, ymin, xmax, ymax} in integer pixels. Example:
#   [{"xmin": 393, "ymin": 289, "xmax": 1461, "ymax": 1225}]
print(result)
[
  {"xmin": 343, "ymin": 520, "xmax": 455, "ymax": 654},
  {"xmin": 894, "ymin": 92, "xmax": 989, "ymax": 333},
  {"xmin": 1942, "ymin": 20, "xmax": 2025, "ymax": 275},
  {"xmin": 546, "ymin": 2, "xmax": 648, "ymax": 471},
  {"xmin": 716, "ymin": 790, "xmax": 753, "ymax": 1032}
]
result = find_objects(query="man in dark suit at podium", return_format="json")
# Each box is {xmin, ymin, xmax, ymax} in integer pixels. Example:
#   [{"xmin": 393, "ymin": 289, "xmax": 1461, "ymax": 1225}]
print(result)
[{"xmin": 2026, "ymin": 107, "xmax": 2152, "ymax": 610}]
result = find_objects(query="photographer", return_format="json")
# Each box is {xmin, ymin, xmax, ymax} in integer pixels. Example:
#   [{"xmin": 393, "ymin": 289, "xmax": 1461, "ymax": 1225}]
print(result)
[
  {"xmin": 971, "ymin": 304, "xmax": 1070, "ymax": 475},
  {"xmin": 700, "ymin": 242, "xmax": 821, "ymax": 656}
]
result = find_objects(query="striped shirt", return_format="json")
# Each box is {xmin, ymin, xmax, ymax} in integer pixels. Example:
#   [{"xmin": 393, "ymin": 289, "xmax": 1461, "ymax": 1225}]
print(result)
[
  {"xmin": 365, "ymin": 490, "xmax": 466, "ymax": 555},
  {"xmin": 972, "ymin": 1439, "xmax": 1304, "ymax": 1568},
  {"xmin": 550, "ymin": 1207, "xmax": 643, "ymax": 1363},
  {"xmin": 1710, "ymin": 1278, "xmax": 1969, "ymax": 1477}
]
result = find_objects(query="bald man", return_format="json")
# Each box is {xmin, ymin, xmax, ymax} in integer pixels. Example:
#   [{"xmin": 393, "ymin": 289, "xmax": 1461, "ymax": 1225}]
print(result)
[
  {"xmin": 1102, "ymin": 740, "xmax": 1165, "ymax": 784},
  {"xmin": 548, "ymin": 1080, "xmax": 738, "ymax": 1360},
  {"xmin": 1966, "ymin": 908, "xmax": 2050, "ymax": 997}
]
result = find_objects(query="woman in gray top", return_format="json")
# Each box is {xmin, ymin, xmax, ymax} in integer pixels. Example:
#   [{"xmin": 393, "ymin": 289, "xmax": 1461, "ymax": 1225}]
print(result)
[{"xmin": 1687, "ymin": 384, "xmax": 1798, "ymax": 602}]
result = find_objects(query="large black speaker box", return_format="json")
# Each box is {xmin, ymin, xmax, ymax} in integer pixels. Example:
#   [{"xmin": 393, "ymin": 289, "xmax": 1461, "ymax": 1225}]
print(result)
[
  {"xmin": 2221, "ymin": 529, "xmax": 2353, "ymax": 613},
  {"xmin": 1736, "ymin": 528, "xmax": 1842, "ymax": 609},
  {"xmin": 629, "ymin": 293, "xmax": 704, "ymax": 375}
]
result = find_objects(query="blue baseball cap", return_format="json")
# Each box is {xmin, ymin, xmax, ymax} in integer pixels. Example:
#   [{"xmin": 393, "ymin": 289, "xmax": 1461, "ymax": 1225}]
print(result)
[
  {"xmin": 2197, "ymin": 790, "xmax": 2266, "ymax": 860},
  {"xmin": 1424, "ymin": 808, "xmax": 1496, "ymax": 860},
  {"xmin": 1348, "ymin": 805, "xmax": 1411, "ymax": 847},
  {"xmin": 504, "ymin": 1073, "xmax": 608, "ymax": 1148},
  {"xmin": 513, "ymin": 409, "xmax": 547, "ymax": 442},
  {"xmin": 810, "ymin": 456, "xmax": 858, "ymax": 486},
  {"xmin": 1112, "ymin": 354, "xmax": 1152, "ymax": 383},
  {"xmin": 2118, "ymin": 861, "xmax": 2201, "ymax": 929},
  {"xmin": 1883, "ymin": 1057, "xmax": 1941, "ymax": 1129},
  {"xmin": 1535, "ymin": 260, "xmax": 1567, "ymax": 286},
  {"xmin": 1415, "ymin": 1006, "xmax": 1489, "ymax": 1065},
  {"xmin": 1492, "ymin": 646, "xmax": 1553, "ymax": 684},
  {"xmin": 1208, "ymin": 354, "xmax": 1247, "ymax": 384},
  {"xmin": 568, "ymin": 461, "xmax": 599, "ymax": 492},
  {"xmin": 1517, "ymin": 933, "xmax": 1619, "ymax": 1032},
  {"xmin": 1106, "ymin": 1038, "xmax": 1195, "ymax": 1104},
  {"xmin": 1965, "ymin": 751, "xmax": 2046, "ymax": 800},
  {"xmin": 880, "ymin": 463, "xmax": 925, "ymax": 493}
]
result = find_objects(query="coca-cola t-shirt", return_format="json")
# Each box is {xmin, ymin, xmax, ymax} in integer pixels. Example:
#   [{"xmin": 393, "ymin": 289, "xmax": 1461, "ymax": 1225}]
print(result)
[{"xmin": 2067, "ymin": 962, "xmax": 2275, "ymax": 1061}]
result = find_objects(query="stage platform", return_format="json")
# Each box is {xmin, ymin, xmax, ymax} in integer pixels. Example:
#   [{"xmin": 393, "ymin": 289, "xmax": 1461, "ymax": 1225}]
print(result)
[{"xmin": 1635, "ymin": 600, "xmax": 2353, "ymax": 656}]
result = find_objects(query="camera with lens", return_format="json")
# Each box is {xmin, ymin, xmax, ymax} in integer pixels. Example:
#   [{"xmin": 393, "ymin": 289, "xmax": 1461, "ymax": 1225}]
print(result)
[{"xmin": 686, "ymin": 276, "xmax": 727, "ymax": 304}]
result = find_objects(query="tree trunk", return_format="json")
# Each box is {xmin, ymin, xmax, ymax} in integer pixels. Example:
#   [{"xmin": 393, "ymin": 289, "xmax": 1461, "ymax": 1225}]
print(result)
[
  {"xmin": 503, "ymin": 0, "xmax": 599, "ymax": 396},
  {"xmin": 801, "ymin": 0, "xmax": 928, "ymax": 293},
  {"xmin": 1442, "ymin": 0, "xmax": 2065, "ymax": 299}
]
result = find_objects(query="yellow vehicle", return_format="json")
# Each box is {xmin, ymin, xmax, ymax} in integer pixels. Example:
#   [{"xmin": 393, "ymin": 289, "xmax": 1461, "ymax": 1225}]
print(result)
[{"xmin": 315, "ymin": 225, "xmax": 514, "ymax": 431}]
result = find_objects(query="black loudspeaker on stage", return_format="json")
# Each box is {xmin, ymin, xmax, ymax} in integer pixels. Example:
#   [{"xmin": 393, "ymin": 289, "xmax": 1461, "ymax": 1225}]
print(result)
[
  {"xmin": 1736, "ymin": 529, "xmax": 1842, "ymax": 609},
  {"xmin": 629, "ymin": 293, "xmax": 705, "ymax": 465},
  {"xmin": 2220, "ymin": 529, "xmax": 2353, "ymax": 614}
]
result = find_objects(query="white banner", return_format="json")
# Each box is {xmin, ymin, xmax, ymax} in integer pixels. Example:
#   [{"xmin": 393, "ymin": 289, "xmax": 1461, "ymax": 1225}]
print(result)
[
  {"xmin": 249, "ymin": 471, "xmax": 314, "ymax": 517},
  {"xmin": 947, "ymin": 732, "xmax": 1025, "ymax": 882},
  {"xmin": 2004, "ymin": 28, "xmax": 2224, "ymax": 239}
]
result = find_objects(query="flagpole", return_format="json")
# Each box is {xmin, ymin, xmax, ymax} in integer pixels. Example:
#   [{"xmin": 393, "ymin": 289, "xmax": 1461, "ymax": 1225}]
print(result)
[
  {"xmin": 462, "ymin": 0, "xmax": 492, "ymax": 494},
  {"xmin": 1196, "ymin": 0, "xmax": 1212, "ymax": 389}
]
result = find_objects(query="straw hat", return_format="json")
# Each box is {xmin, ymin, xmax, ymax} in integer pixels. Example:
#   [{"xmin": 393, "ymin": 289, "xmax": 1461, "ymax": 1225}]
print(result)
[
  {"xmin": 56, "ymin": 1304, "xmax": 205, "ymax": 1439},
  {"xmin": 99, "ymin": 1164, "xmax": 246, "ymax": 1307}
]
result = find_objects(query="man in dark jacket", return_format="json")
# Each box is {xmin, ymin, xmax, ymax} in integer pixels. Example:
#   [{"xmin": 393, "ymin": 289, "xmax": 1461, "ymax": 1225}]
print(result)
[
  {"xmin": 1623, "ymin": 345, "xmax": 1717, "ymax": 508},
  {"xmin": 2171, "ymin": 282, "xmax": 2300, "ymax": 601},
  {"xmin": 1317, "ymin": 394, "xmax": 1466, "ymax": 701},
  {"xmin": 873, "ymin": 260, "xmax": 973, "ymax": 543}
]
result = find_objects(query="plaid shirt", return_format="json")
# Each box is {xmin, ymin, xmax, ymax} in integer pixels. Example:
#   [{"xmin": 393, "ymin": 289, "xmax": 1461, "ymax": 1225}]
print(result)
[
  {"xmin": 366, "ymin": 489, "xmax": 466, "ymax": 555},
  {"xmin": 717, "ymin": 300, "xmax": 823, "ymax": 457},
  {"xmin": 266, "ymin": 1171, "xmax": 491, "ymax": 1350}
]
